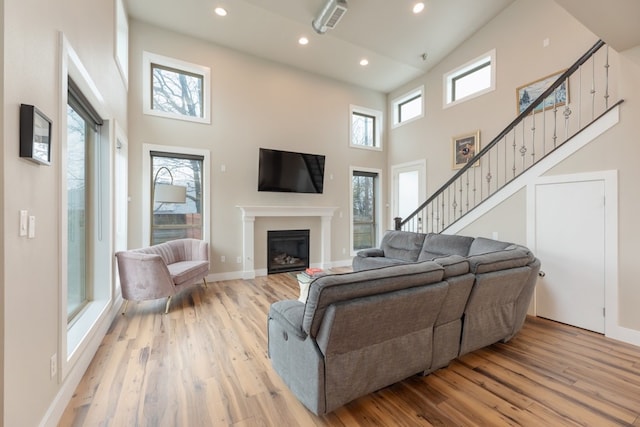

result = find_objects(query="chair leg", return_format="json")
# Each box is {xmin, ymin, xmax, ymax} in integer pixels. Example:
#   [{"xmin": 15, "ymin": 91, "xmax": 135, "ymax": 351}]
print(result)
[
  {"xmin": 202, "ymin": 277, "xmax": 208, "ymax": 288},
  {"xmin": 164, "ymin": 296, "xmax": 172, "ymax": 314},
  {"xmin": 121, "ymin": 300, "xmax": 129, "ymax": 315}
]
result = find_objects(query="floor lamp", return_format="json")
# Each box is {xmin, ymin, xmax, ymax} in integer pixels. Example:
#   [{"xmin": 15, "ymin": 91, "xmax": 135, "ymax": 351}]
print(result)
[{"xmin": 152, "ymin": 166, "xmax": 187, "ymax": 244}]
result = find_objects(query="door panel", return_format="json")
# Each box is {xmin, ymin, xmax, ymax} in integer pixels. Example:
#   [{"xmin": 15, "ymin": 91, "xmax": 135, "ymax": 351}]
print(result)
[
  {"xmin": 391, "ymin": 160, "xmax": 426, "ymax": 230},
  {"xmin": 535, "ymin": 179, "xmax": 605, "ymax": 333}
]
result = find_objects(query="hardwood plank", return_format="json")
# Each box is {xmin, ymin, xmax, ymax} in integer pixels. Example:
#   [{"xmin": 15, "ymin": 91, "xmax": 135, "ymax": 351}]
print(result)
[{"xmin": 59, "ymin": 273, "xmax": 640, "ymax": 426}]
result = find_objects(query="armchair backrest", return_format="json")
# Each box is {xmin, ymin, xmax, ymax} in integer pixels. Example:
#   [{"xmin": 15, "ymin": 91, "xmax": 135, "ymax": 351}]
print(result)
[{"xmin": 134, "ymin": 238, "xmax": 209, "ymax": 264}]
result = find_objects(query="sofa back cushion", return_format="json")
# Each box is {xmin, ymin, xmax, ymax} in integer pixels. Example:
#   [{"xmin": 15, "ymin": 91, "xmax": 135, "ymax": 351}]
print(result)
[
  {"xmin": 379, "ymin": 230, "xmax": 427, "ymax": 262},
  {"xmin": 418, "ymin": 233, "xmax": 474, "ymax": 261},
  {"xmin": 303, "ymin": 261, "xmax": 444, "ymax": 336},
  {"xmin": 467, "ymin": 237, "xmax": 513, "ymax": 256},
  {"xmin": 467, "ymin": 246, "xmax": 534, "ymax": 274}
]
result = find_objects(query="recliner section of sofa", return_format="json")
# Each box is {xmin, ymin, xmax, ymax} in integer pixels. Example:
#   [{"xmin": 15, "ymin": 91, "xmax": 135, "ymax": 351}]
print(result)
[{"xmin": 267, "ymin": 231, "xmax": 540, "ymax": 415}]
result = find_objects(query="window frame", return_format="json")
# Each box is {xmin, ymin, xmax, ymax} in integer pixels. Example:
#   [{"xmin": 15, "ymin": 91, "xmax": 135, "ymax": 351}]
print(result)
[
  {"xmin": 349, "ymin": 104, "xmax": 383, "ymax": 151},
  {"xmin": 392, "ymin": 86, "xmax": 424, "ymax": 128},
  {"xmin": 142, "ymin": 51, "xmax": 211, "ymax": 124},
  {"xmin": 142, "ymin": 144, "xmax": 210, "ymax": 247},
  {"xmin": 60, "ymin": 35, "xmax": 113, "ymax": 379},
  {"xmin": 349, "ymin": 166, "xmax": 383, "ymax": 255},
  {"xmin": 444, "ymin": 49, "xmax": 496, "ymax": 109},
  {"xmin": 150, "ymin": 151, "xmax": 205, "ymax": 245}
]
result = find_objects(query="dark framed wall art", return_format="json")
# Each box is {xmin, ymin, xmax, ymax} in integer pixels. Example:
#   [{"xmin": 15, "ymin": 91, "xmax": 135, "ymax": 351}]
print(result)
[
  {"xmin": 20, "ymin": 103, "xmax": 52, "ymax": 165},
  {"xmin": 452, "ymin": 130, "xmax": 480, "ymax": 170}
]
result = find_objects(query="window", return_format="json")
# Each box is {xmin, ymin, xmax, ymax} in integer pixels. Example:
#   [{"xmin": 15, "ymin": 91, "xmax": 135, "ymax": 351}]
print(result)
[
  {"xmin": 350, "ymin": 105, "xmax": 382, "ymax": 150},
  {"xmin": 142, "ymin": 144, "xmax": 210, "ymax": 247},
  {"xmin": 351, "ymin": 168, "xmax": 381, "ymax": 252},
  {"xmin": 66, "ymin": 78, "xmax": 107, "ymax": 321},
  {"xmin": 392, "ymin": 86, "xmax": 424, "ymax": 127},
  {"xmin": 143, "ymin": 51, "xmax": 211, "ymax": 124},
  {"xmin": 444, "ymin": 49, "xmax": 496, "ymax": 108},
  {"xmin": 151, "ymin": 151, "xmax": 205, "ymax": 245}
]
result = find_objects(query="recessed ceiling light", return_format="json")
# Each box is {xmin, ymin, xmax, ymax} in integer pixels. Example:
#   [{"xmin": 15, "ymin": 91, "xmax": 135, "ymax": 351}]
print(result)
[
  {"xmin": 298, "ymin": 37, "xmax": 309, "ymax": 46},
  {"xmin": 214, "ymin": 7, "xmax": 228, "ymax": 17},
  {"xmin": 413, "ymin": 2, "xmax": 425, "ymax": 14},
  {"xmin": 359, "ymin": 58, "xmax": 369, "ymax": 66}
]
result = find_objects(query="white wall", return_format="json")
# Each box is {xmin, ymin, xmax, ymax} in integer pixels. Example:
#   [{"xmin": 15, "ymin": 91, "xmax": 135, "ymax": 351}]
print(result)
[
  {"xmin": 0, "ymin": 1, "xmax": 5, "ymax": 419},
  {"xmin": 2, "ymin": 0, "xmax": 127, "ymax": 425},
  {"xmin": 388, "ymin": 0, "xmax": 640, "ymax": 332},
  {"xmin": 127, "ymin": 21, "xmax": 388, "ymax": 276}
]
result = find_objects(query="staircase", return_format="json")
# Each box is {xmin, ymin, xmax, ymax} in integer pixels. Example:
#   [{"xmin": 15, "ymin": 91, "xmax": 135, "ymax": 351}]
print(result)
[{"xmin": 395, "ymin": 40, "xmax": 623, "ymax": 234}]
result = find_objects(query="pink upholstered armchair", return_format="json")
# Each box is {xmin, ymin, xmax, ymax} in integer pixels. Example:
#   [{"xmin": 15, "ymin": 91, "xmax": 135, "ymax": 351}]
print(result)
[{"xmin": 115, "ymin": 238, "xmax": 210, "ymax": 314}]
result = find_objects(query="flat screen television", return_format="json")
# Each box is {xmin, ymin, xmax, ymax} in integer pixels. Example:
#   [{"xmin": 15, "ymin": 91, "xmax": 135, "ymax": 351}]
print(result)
[{"xmin": 258, "ymin": 148, "xmax": 326, "ymax": 194}]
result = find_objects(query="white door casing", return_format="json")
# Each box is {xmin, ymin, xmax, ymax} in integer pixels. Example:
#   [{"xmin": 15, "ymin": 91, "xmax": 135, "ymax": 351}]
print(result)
[{"xmin": 527, "ymin": 171, "xmax": 621, "ymax": 338}]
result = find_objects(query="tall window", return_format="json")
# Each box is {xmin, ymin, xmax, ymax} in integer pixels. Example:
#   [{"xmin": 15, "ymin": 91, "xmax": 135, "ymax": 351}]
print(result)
[
  {"xmin": 444, "ymin": 49, "xmax": 496, "ymax": 108},
  {"xmin": 392, "ymin": 86, "xmax": 424, "ymax": 127},
  {"xmin": 143, "ymin": 51, "xmax": 211, "ymax": 124},
  {"xmin": 66, "ymin": 78, "xmax": 103, "ymax": 320},
  {"xmin": 151, "ymin": 152, "xmax": 204, "ymax": 245},
  {"xmin": 352, "ymin": 170, "xmax": 379, "ymax": 251},
  {"xmin": 350, "ymin": 105, "xmax": 382, "ymax": 150}
]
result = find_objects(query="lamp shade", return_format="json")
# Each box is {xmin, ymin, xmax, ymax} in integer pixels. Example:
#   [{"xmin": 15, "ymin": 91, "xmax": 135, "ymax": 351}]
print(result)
[{"xmin": 154, "ymin": 183, "xmax": 187, "ymax": 203}]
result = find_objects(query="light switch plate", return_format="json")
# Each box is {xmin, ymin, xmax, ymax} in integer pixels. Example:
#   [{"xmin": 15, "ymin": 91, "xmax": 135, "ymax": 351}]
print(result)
[
  {"xmin": 20, "ymin": 210, "xmax": 28, "ymax": 236},
  {"xmin": 28, "ymin": 216, "xmax": 36, "ymax": 238}
]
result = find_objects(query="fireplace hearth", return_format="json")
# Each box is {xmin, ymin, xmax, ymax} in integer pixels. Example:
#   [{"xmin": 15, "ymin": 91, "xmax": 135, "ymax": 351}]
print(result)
[{"xmin": 267, "ymin": 229, "xmax": 310, "ymax": 274}]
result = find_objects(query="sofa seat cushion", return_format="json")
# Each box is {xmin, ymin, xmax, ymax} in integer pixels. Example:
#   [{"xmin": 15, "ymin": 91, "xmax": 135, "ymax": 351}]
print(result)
[
  {"xmin": 168, "ymin": 260, "xmax": 210, "ymax": 285},
  {"xmin": 352, "ymin": 256, "xmax": 411, "ymax": 271},
  {"xmin": 418, "ymin": 233, "xmax": 474, "ymax": 261}
]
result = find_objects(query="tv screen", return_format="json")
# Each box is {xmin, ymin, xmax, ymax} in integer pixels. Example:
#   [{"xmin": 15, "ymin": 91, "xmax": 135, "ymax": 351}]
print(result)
[{"xmin": 258, "ymin": 148, "xmax": 326, "ymax": 194}]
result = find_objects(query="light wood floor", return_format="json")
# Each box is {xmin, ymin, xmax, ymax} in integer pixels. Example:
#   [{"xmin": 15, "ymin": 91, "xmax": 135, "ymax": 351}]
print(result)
[{"xmin": 59, "ymin": 271, "xmax": 640, "ymax": 426}]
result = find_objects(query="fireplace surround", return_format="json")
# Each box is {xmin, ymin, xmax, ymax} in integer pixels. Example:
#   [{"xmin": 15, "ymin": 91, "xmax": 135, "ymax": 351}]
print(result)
[{"xmin": 237, "ymin": 206, "xmax": 337, "ymax": 279}]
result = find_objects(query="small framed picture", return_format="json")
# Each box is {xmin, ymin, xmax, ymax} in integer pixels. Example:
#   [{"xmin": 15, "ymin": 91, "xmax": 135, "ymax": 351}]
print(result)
[
  {"xmin": 516, "ymin": 70, "xmax": 569, "ymax": 115},
  {"xmin": 452, "ymin": 130, "xmax": 480, "ymax": 170},
  {"xmin": 20, "ymin": 104, "xmax": 52, "ymax": 165}
]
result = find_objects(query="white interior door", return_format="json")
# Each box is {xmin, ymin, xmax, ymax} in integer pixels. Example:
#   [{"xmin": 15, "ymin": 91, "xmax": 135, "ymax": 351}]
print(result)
[
  {"xmin": 391, "ymin": 160, "xmax": 426, "ymax": 229},
  {"xmin": 534, "ymin": 179, "xmax": 605, "ymax": 333}
]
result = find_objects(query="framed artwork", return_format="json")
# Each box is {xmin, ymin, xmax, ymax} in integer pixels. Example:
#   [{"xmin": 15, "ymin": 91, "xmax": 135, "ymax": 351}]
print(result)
[
  {"xmin": 516, "ymin": 70, "xmax": 568, "ymax": 115},
  {"xmin": 452, "ymin": 130, "xmax": 480, "ymax": 170},
  {"xmin": 20, "ymin": 104, "xmax": 52, "ymax": 165}
]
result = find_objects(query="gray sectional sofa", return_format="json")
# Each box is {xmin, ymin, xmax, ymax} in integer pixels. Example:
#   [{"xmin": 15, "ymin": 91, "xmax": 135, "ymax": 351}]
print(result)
[{"xmin": 267, "ymin": 230, "xmax": 540, "ymax": 415}]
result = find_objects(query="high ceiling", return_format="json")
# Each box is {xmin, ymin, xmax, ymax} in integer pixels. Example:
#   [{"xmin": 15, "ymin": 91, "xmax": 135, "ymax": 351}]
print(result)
[{"xmin": 125, "ymin": 0, "xmax": 515, "ymax": 93}]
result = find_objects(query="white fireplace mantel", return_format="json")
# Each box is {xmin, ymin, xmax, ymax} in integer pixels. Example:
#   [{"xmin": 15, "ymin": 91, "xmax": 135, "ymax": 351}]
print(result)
[{"xmin": 237, "ymin": 205, "xmax": 338, "ymax": 279}]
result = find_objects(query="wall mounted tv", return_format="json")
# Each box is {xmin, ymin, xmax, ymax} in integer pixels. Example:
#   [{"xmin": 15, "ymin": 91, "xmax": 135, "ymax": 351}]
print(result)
[{"xmin": 258, "ymin": 148, "xmax": 326, "ymax": 194}]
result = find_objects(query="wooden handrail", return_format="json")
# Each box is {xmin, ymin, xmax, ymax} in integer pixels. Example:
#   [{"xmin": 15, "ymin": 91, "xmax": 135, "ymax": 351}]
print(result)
[{"xmin": 397, "ymin": 39, "xmax": 606, "ymax": 230}]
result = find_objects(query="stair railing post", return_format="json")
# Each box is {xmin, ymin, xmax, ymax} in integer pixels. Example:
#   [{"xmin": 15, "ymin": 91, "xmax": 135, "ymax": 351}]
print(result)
[{"xmin": 394, "ymin": 217, "xmax": 402, "ymax": 231}]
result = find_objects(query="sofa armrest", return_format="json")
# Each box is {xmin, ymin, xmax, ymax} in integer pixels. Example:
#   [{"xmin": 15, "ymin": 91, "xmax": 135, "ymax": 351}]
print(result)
[
  {"xmin": 269, "ymin": 300, "xmax": 307, "ymax": 340},
  {"xmin": 115, "ymin": 251, "xmax": 175, "ymax": 300},
  {"xmin": 356, "ymin": 248, "xmax": 385, "ymax": 258},
  {"xmin": 467, "ymin": 247, "xmax": 534, "ymax": 274}
]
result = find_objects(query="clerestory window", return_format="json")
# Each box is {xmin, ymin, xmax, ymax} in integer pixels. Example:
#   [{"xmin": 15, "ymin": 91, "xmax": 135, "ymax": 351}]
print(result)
[
  {"xmin": 143, "ymin": 51, "xmax": 211, "ymax": 124},
  {"xmin": 444, "ymin": 49, "xmax": 496, "ymax": 108}
]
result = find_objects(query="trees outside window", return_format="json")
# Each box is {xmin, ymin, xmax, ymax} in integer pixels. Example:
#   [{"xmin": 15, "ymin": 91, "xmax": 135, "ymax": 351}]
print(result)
[
  {"xmin": 352, "ymin": 170, "xmax": 379, "ymax": 251},
  {"xmin": 142, "ymin": 51, "xmax": 211, "ymax": 124},
  {"xmin": 151, "ymin": 152, "xmax": 204, "ymax": 245}
]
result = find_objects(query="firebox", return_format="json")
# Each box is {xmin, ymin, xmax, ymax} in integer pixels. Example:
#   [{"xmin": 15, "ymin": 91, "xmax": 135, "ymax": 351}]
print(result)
[{"xmin": 267, "ymin": 229, "xmax": 310, "ymax": 274}]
